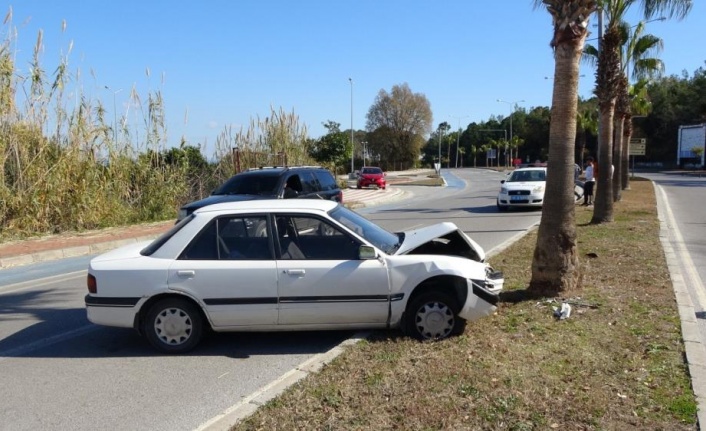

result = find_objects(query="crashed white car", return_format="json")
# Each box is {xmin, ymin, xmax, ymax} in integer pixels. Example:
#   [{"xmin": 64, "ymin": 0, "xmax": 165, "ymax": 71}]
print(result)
[
  {"xmin": 86, "ymin": 200, "xmax": 503, "ymax": 353},
  {"xmin": 496, "ymin": 167, "xmax": 547, "ymax": 211}
]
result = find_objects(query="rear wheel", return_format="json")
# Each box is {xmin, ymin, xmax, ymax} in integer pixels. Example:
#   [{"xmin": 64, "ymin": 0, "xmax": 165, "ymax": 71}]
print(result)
[
  {"xmin": 404, "ymin": 291, "xmax": 465, "ymax": 341},
  {"xmin": 143, "ymin": 298, "xmax": 204, "ymax": 354}
]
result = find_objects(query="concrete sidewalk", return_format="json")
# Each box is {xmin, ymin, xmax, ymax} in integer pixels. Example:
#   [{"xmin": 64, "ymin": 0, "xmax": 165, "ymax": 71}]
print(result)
[{"xmin": 0, "ymin": 185, "xmax": 409, "ymax": 269}]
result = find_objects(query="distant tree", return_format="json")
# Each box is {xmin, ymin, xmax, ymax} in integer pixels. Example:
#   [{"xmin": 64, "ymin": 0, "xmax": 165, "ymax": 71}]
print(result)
[
  {"xmin": 309, "ymin": 120, "xmax": 351, "ymax": 174},
  {"xmin": 576, "ymin": 99, "xmax": 598, "ymax": 167},
  {"xmin": 366, "ymin": 83, "xmax": 432, "ymax": 170},
  {"xmin": 691, "ymin": 146, "xmax": 704, "ymax": 168}
]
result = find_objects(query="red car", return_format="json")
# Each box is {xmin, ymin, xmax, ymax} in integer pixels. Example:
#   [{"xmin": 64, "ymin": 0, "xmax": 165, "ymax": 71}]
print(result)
[{"xmin": 357, "ymin": 166, "xmax": 386, "ymax": 189}]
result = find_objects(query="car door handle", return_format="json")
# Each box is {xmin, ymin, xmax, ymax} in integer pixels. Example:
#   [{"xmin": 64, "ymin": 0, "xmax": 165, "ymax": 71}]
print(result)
[
  {"xmin": 285, "ymin": 269, "xmax": 305, "ymax": 276},
  {"xmin": 177, "ymin": 270, "xmax": 195, "ymax": 278}
]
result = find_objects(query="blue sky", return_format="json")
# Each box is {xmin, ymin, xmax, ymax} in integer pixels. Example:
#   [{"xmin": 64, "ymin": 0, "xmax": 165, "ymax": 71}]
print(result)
[{"xmin": 7, "ymin": 1, "xmax": 706, "ymax": 155}]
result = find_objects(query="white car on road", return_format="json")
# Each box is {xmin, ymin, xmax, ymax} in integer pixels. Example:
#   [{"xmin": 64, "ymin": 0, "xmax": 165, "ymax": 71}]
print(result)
[
  {"xmin": 85, "ymin": 200, "xmax": 504, "ymax": 353},
  {"xmin": 497, "ymin": 167, "xmax": 547, "ymax": 211}
]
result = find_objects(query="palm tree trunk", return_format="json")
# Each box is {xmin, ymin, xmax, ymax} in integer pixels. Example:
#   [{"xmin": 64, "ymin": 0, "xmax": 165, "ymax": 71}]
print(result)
[
  {"xmin": 622, "ymin": 117, "xmax": 632, "ymax": 190},
  {"xmin": 592, "ymin": 101, "xmax": 615, "ymax": 223},
  {"xmin": 612, "ymin": 116, "xmax": 624, "ymax": 201},
  {"xmin": 529, "ymin": 29, "xmax": 580, "ymax": 295}
]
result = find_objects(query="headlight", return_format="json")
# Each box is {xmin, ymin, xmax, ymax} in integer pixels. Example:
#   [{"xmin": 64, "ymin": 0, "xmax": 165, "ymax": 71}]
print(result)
[
  {"xmin": 177, "ymin": 209, "xmax": 188, "ymax": 220},
  {"xmin": 533, "ymin": 185, "xmax": 545, "ymax": 193},
  {"xmin": 500, "ymin": 187, "xmax": 508, "ymax": 193}
]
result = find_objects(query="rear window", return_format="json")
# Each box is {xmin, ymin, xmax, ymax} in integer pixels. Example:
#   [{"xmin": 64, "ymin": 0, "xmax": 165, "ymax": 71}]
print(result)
[
  {"xmin": 361, "ymin": 167, "xmax": 382, "ymax": 174},
  {"xmin": 141, "ymin": 215, "xmax": 194, "ymax": 256},
  {"xmin": 213, "ymin": 172, "xmax": 280, "ymax": 196}
]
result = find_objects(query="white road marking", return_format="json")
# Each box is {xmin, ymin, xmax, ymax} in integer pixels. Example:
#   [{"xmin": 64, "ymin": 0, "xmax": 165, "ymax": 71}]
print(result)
[{"xmin": 656, "ymin": 184, "xmax": 706, "ymax": 309}]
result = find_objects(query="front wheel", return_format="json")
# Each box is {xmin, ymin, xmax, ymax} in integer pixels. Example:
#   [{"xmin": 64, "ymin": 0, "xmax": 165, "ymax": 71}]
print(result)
[
  {"xmin": 404, "ymin": 291, "xmax": 465, "ymax": 341},
  {"xmin": 143, "ymin": 298, "xmax": 204, "ymax": 354}
]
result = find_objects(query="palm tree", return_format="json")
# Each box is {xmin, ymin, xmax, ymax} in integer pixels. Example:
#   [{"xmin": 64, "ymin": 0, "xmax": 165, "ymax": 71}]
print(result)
[
  {"xmin": 528, "ymin": 0, "xmax": 597, "ymax": 295},
  {"xmin": 620, "ymin": 21, "xmax": 664, "ymax": 191},
  {"xmin": 622, "ymin": 78, "xmax": 651, "ymax": 190},
  {"xmin": 591, "ymin": 0, "xmax": 691, "ymax": 223}
]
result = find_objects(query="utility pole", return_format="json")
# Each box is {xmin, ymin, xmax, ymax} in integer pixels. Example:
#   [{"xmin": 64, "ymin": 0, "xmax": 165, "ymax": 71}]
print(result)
[
  {"xmin": 349, "ymin": 78, "xmax": 354, "ymax": 174},
  {"xmin": 450, "ymin": 115, "xmax": 469, "ymax": 168}
]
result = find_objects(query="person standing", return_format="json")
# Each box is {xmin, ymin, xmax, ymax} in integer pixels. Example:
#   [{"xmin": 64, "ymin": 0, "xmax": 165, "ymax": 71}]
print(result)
[{"xmin": 583, "ymin": 157, "xmax": 595, "ymax": 206}]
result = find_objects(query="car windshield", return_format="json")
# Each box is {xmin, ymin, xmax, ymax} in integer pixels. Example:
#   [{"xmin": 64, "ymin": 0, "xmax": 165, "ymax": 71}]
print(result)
[
  {"xmin": 328, "ymin": 206, "xmax": 401, "ymax": 254},
  {"xmin": 361, "ymin": 167, "xmax": 382, "ymax": 175},
  {"xmin": 212, "ymin": 173, "xmax": 280, "ymax": 196},
  {"xmin": 508, "ymin": 170, "xmax": 545, "ymax": 182}
]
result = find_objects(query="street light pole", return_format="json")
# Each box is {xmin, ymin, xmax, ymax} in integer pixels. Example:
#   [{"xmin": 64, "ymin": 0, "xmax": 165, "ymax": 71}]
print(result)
[
  {"xmin": 450, "ymin": 115, "xmax": 469, "ymax": 168},
  {"xmin": 437, "ymin": 127, "xmax": 443, "ymax": 174},
  {"xmin": 497, "ymin": 99, "xmax": 524, "ymax": 166},
  {"xmin": 349, "ymin": 78, "xmax": 354, "ymax": 174}
]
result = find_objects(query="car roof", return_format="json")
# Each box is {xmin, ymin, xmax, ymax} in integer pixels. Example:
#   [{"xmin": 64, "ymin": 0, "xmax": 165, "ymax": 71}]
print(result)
[
  {"xmin": 194, "ymin": 199, "xmax": 338, "ymax": 216},
  {"xmin": 241, "ymin": 166, "xmax": 327, "ymax": 174},
  {"xmin": 513, "ymin": 167, "xmax": 546, "ymax": 172}
]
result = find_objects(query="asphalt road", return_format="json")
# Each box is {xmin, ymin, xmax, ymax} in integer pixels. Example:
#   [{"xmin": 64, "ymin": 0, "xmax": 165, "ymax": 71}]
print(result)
[
  {"xmin": 638, "ymin": 172, "xmax": 706, "ymax": 345},
  {"xmin": 0, "ymin": 168, "xmax": 543, "ymax": 431}
]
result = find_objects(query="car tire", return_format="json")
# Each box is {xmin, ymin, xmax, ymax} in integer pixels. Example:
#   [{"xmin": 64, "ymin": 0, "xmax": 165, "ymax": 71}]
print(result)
[
  {"xmin": 143, "ymin": 298, "xmax": 204, "ymax": 354},
  {"xmin": 497, "ymin": 200, "xmax": 508, "ymax": 212},
  {"xmin": 356, "ymin": 184, "xmax": 362, "ymax": 189},
  {"xmin": 404, "ymin": 291, "xmax": 465, "ymax": 341}
]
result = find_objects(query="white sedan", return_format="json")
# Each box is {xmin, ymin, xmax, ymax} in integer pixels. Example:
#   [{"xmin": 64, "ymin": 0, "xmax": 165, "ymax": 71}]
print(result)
[
  {"xmin": 85, "ymin": 200, "xmax": 504, "ymax": 353},
  {"xmin": 496, "ymin": 167, "xmax": 547, "ymax": 211}
]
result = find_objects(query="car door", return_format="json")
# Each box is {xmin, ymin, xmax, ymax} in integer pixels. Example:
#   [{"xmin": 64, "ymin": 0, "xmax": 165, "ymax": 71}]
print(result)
[
  {"xmin": 167, "ymin": 214, "xmax": 278, "ymax": 328},
  {"xmin": 274, "ymin": 214, "xmax": 391, "ymax": 326}
]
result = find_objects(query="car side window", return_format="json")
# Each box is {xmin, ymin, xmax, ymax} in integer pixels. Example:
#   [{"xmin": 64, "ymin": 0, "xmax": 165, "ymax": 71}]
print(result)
[
  {"xmin": 299, "ymin": 172, "xmax": 319, "ymax": 194},
  {"xmin": 179, "ymin": 216, "xmax": 272, "ymax": 261},
  {"xmin": 276, "ymin": 215, "xmax": 360, "ymax": 260},
  {"xmin": 314, "ymin": 170, "xmax": 336, "ymax": 191}
]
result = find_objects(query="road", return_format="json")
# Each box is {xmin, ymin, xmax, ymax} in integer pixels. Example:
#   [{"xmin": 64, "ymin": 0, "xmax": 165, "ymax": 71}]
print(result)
[
  {"xmin": 639, "ymin": 172, "xmax": 706, "ymax": 346},
  {"xmin": 0, "ymin": 168, "xmax": 537, "ymax": 431}
]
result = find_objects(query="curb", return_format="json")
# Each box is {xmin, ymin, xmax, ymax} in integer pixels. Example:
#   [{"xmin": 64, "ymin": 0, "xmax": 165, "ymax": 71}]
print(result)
[
  {"xmin": 652, "ymin": 182, "xmax": 706, "ymax": 429},
  {"xmin": 0, "ymin": 235, "xmax": 157, "ymax": 269}
]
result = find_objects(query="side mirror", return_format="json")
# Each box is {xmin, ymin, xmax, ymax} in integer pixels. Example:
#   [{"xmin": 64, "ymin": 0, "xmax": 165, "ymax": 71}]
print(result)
[
  {"xmin": 359, "ymin": 245, "xmax": 377, "ymax": 260},
  {"xmin": 500, "ymin": 179, "xmax": 506, "ymax": 184}
]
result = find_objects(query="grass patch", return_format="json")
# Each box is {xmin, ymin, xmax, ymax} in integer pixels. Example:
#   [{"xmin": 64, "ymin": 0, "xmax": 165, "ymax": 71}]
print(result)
[{"xmin": 234, "ymin": 180, "xmax": 697, "ymax": 430}]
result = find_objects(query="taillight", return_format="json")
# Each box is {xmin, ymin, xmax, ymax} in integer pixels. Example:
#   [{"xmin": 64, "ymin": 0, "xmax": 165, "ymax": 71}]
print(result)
[{"xmin": 87, "ymin": 274, "xmax": 97, "ymax": 294}]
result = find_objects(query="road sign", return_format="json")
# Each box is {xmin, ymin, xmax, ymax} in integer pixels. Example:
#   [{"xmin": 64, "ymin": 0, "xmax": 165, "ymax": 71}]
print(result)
[
  {"xmin": 630, "ymin": 138, "xmax": 646, "ymax": 145},
  {"xmin": 629, "ymin": 141, "xmax": 646, "ymax": 156}
]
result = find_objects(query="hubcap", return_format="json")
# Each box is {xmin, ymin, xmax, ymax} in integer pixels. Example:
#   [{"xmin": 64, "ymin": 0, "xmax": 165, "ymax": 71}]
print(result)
[
  {"xmin": 415, "ymin": 301, "xmax": 454, "ymax": 340},
  {"xmin": 154, "ymin": 307, "xmax": 192, "ymax": 345}
]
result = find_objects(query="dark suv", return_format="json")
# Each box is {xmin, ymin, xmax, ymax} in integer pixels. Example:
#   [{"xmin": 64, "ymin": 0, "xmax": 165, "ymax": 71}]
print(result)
[{"xmin": 177, "ymin": 166, "xmax": 342, "ymax": 221}]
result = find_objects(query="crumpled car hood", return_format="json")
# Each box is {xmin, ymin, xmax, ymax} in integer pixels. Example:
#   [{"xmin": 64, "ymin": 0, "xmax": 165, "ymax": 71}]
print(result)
[{"xmin": 393, "ymin": 222, "xmax": 486, "ymax": 262}]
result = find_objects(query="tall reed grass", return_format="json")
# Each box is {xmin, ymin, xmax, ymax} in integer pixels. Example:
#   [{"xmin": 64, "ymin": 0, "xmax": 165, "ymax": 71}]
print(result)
[{"xmin": 0, "ymin": 9, "xmax": 314, "ymax": 240}]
